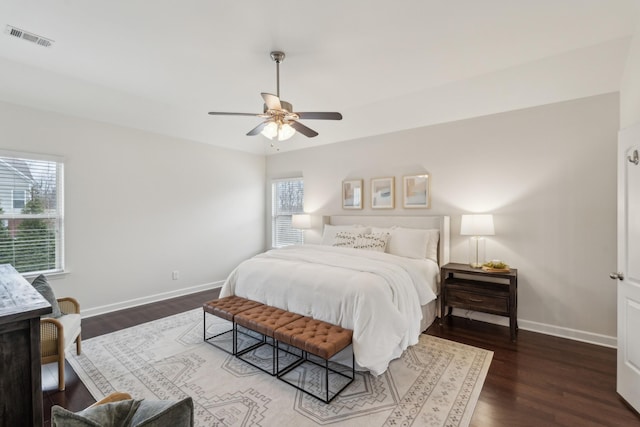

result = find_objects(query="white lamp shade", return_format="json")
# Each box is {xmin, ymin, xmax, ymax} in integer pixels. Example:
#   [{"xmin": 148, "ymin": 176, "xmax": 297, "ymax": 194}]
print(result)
[
  {"xmin": 460, "ymin": 214, "xmax": 495, "ymax": 236},
  {"xmin": 261, "ymin": 122, "xmax": 278, "ymax": 139},
  {"xmin": 278, "ymin": 123, "xmax": 295, "ymax": 141},
  {"xmin": 261, "ymin": 121, "xmax": 296, "ymax": 141},
  {"xmin": 291, "ymin": 214, "xmax": 312, "ymax": 229}
]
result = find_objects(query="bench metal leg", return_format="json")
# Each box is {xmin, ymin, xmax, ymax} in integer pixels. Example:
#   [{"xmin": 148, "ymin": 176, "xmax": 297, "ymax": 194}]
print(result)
[
  {"xmin": 276, "ymin": 345, "xmax": 355, "ymax": 404},
  {"xmin": 203, "ymin": 312, "xmax": 236, "ymax": 355},
  {"xmin": 236, "ymin": 332, "xmax": 277, "ymax": 375}
]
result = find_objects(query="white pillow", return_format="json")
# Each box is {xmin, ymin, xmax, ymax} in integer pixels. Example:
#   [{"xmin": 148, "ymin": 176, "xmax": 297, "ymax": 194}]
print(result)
[
  {"xmin": 333, "ymin": 231, "xmax": 390, "ymax": 252},
  {"xmin": 424, "ymin": 229, "xmax": 440, "ymax": 262},
  {"xmin": 370, "ymin": 226, "xmax": 439, "ymax": 261},
  {"xmin": 370, "ymin": 226, "xmax": 395, "ymax": 235},
  {"xmin": 386, "ymin": 227, "xmax": 431, "ymax": 259},
  {"xmin": 321, "ymin": 224, "xmax": 370, "ymax": 245}
]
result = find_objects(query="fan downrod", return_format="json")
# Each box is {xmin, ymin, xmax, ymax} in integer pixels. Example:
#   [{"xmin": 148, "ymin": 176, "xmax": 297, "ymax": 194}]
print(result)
[{"xmin": 270, "ymin": 51, "xmax": 285, "ymax": 97}]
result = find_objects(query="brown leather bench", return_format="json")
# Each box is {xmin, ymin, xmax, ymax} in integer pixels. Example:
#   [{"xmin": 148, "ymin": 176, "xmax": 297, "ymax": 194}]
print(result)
[
  {"xmin": 274, "ymin": 316, "xmax": 354, "ymax": 403},
  {"xmin": 234, "ymin": 305, "xmax": 303, "ymax": 375},
  {"xmin": 202, "ymin": 296, "xmax": 263, "ymax": 355},
  {"xmin": 203, "ymin": 296, "xmax": 354, "ymax": 403}
]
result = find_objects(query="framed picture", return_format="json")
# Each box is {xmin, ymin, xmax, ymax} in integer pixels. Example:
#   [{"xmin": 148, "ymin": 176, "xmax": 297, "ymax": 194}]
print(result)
[
  {"xmin": 342, "ymin": 179, "xmax": 363, "ymax": 209},
  {"xmin": 403, "ymin": 174, "xmax": 430, "ymax": 208},
  {"xmin": 371, "ymin": 177, "xmax": 394, "ymax": 209}
]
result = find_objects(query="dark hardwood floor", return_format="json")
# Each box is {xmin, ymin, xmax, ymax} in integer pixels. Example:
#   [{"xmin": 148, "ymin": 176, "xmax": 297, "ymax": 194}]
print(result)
[
  {"xmin": 429, "ymin": 317, "xmax": 640, "ymax": 426},
  {"xmin": 42, "ymin": 291, "xmax": 640, "ymax": 426}
]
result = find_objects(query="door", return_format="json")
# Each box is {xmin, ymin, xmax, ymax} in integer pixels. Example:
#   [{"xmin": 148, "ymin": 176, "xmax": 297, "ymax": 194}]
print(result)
[{"xmin": 616, "ymin": 122, "xmax": 640, "ymax": 411}]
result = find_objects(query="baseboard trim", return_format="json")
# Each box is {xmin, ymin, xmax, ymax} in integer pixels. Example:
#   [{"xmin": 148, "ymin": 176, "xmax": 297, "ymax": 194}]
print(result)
[
  {"xmin": 82, "ymin": 281, "xmax": 224, "ymax": 318},
  {"xmin": 518, "ymin": 319, "xmax": 617, "ymax": 349},
  {"xmin": 451, "ymin": 308, "xmax": 617, "ymax": 349}
]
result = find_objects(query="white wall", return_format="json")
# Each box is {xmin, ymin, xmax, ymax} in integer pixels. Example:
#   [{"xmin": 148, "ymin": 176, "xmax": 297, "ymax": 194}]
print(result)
[
  {"xmin": 0, "ymin": 101, "xmax": 266, "ymax": 316},
  {"xmin": 267, "ymin": 93, "xmax": 619, "ymax": 346},
  {"xmin": 621, "ymin": 17, "xmax": 640, "ymax": 127}
]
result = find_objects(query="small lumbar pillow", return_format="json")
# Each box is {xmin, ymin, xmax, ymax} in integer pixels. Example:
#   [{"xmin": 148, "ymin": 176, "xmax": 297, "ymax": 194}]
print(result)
[
  {"xmin": 31, "ymin": 274, "xmax": 62, "ymax": 318},
  {"xmin": 321, "ymin": 224, "xmax": 370, "ymax": 246},
  {"xmin": 333, "ymin": 231, "xmax": 390, "ymax": 252}
]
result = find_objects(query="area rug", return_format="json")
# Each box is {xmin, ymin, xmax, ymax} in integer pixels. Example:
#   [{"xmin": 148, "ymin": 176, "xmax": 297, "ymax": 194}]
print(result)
[{"xmin": 67, "ymin": 309, "xmax": 492, "ymax": 427}]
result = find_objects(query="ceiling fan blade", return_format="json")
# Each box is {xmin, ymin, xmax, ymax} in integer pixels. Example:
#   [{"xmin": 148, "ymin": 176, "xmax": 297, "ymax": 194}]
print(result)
[
  {"xmin": 246, "ymin": 121, "xmax": 270, "ymax": 136},
  {"xmin": 261, "ymin": 93, "xmax": 282, "ymax": 110},
  {"xmin": 208, "ymin": 112, "xmax": 260, "ymax": 117},
  {"xmin": 295, "ymin": 112, "xmax": 343, "ymax": 120},
  {"xmin": 290, "ymin": 121, "xmax": 319, "ymax": 138}
]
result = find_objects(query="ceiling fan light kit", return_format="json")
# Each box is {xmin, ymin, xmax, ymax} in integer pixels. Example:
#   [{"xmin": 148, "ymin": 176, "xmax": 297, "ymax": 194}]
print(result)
[
  {"xmin": 208, "ymin": 51, "xmax": 342, "ymax": 147},
  {"xmin": 262, "ymin": 121, "xmax": 295, "ymax": 141}
]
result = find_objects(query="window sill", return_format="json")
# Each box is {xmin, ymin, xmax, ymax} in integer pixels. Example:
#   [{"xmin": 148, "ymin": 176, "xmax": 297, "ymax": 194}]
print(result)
[{"xmin": 22, "ymin": 270, "xmax": 70, "ymax": 281}]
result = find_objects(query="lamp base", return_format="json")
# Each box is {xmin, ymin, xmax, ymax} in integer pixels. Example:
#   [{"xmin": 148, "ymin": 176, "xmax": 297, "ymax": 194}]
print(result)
[{"xmin": 468, "ymin": 236, "xmax": 486, "ymax": 269}]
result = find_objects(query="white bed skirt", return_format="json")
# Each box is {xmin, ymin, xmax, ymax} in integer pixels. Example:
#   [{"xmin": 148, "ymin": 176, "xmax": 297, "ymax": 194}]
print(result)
[{"xmin": 421, "ymin": 299, "xmax": 438, "ymax": 332}]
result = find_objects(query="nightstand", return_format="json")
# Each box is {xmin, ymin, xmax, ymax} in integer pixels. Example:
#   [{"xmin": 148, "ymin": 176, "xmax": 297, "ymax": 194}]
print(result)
[{"xmin": 440, "ymin": 262, "xmax": 518, "ymax": 341}]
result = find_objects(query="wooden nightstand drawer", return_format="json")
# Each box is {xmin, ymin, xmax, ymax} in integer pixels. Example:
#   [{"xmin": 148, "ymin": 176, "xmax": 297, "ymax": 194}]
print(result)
[{"xmin": 445, "ymin": 288, "xmax": 508, "ymax": 315}]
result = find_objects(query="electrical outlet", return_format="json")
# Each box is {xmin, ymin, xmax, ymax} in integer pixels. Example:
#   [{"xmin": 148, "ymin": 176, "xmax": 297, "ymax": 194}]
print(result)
[{"xmin": 172, "ymin": 270, "xmax": 179, "ymax": 280}]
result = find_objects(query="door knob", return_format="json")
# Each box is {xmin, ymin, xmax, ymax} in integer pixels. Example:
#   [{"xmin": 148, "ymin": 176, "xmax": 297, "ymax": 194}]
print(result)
[{"xmin": 610, "ymin": 272, "xmax": 624, "ymax": 280}]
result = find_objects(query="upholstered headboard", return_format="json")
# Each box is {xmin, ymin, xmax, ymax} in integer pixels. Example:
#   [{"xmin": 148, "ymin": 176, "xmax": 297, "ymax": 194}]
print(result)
[{"xmin": 329, "ymin": 215, "xmax": 450, "ymax": 266}]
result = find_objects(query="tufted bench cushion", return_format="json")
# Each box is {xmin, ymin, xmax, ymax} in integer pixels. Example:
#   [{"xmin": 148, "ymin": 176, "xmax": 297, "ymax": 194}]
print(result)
[
  {"xmin": 235, "ymin": 305, "xmax": 303, "ymax": 337},
  {"xmin": 233, "ymin": 305, "xmax": 303, "ymax": 376},
  {"xmin": 274, "ymin": 316, "xmax": 354, "ymax": 403},
  {"xmin": 202, "ymin": 296, "xmax": 263, "ymax": 321},
  {"xmin": 202, "ymin": 296, "xmax": 265, "ymax": 355},
  {"xmin": 274, "ymin": 317, "xmax": 352, "ymax": 360}
]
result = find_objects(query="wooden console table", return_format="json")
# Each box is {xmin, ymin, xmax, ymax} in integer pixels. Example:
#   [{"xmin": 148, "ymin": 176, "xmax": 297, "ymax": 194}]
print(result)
[{"xmin": 0, "ymin": 264, "xmax": 52, "ymax": 427}]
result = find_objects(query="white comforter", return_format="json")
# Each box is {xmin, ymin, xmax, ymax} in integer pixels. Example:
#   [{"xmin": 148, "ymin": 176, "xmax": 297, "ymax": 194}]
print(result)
[{"xmin": 220, "ymin": 244, "xmax": 439, "ymax": 375}]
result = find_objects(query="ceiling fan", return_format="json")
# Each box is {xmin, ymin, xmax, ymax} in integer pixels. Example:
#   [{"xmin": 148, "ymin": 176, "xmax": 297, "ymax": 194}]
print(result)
[{"xmin": 208, "ymin": 51, "xmax": 342, "ymax": 144}]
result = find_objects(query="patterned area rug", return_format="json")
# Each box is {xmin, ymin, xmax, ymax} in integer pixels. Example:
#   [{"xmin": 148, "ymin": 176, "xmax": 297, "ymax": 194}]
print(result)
[{"xmin": 67, "ymin": 309, "xmax": 492, "ymax": 427}]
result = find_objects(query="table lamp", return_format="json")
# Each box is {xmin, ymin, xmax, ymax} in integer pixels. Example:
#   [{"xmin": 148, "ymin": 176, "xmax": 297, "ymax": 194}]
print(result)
[
  {"xmin": 460, "ymin": 214, "xmax": 495, "ymax": 268},
  {"xmin": 291, "ymin": 214, "xmax": 312, "ymax": 230}
]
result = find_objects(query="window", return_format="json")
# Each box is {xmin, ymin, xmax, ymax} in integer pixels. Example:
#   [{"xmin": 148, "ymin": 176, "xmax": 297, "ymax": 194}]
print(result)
[
  {"xmin": 272, "ymin": 178, "xmax": 304, "ymax": 248},
  {"xmin": 0, "ymin": 152, "xmax": 64, "ymax": 275},
  {"xmin": 12, "ymin": 189, "xmax": 26, "ymax": 209}
]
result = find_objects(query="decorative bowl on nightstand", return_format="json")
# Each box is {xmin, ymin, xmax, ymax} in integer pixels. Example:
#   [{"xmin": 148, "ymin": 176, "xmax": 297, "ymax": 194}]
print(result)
[{"xmin": 481, "ymin": 260, "xmax": 510, "ymax": 273}]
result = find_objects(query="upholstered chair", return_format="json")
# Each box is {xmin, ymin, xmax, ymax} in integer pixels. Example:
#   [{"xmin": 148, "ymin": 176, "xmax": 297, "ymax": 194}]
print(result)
[
  {"xmin": 51, "ymin": 392, "xmax": 194, "ymax": 426},
  {"xmin": 40, "ymin": 296, "xmax": 82, "ymax": 391}
]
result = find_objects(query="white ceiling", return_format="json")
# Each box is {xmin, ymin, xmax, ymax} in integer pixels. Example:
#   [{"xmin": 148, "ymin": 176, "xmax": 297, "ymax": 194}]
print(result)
[{"xmin": 0, "ymin": 1, "xmax": 638, "ymax": 155}]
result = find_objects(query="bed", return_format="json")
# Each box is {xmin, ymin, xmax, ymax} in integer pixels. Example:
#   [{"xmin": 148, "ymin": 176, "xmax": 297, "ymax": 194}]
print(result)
[{"xmin": 220, "ymin": 215, "xmax": 450, "ymax": 376}]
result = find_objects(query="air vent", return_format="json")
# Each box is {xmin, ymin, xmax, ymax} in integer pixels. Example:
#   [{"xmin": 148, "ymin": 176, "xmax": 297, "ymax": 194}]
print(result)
[{"xmin": 5, "ymin": 25, "xmax": 54, "ymax": 48}]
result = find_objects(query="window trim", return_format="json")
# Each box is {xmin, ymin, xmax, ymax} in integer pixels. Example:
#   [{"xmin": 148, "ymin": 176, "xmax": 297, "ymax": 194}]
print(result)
[
  {"xmin": 271, "ymin": 177, "xmax": 304, "ymax": 249},
  {"xmin": 0, "ymin": 150, "xmax": 65, "ymax": 275}
]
